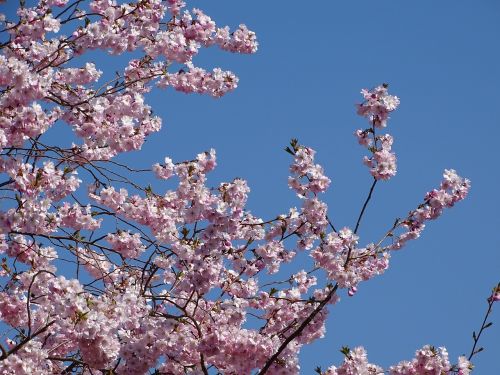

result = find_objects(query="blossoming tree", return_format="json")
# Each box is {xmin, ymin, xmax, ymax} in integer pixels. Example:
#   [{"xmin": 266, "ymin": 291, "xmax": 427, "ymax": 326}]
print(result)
[{"xmin": 0, "ymin": 0, "xmax": 497, "ymax": 374}]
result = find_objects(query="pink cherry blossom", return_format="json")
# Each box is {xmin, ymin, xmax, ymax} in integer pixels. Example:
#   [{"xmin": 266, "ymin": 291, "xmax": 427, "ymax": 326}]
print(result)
[
  {"xmin": 357, "ymin": 84, "xmax": 400, "ymax": 128},
  {"xmin": 356, "ymin": 86, "xmax": 399, "ymax": 180},
  {"xmin": 0, "ymin": 1, "xmax": 488, "ymax": 374}
]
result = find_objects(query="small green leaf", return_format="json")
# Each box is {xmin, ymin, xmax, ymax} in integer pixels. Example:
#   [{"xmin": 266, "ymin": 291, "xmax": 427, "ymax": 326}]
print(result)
[{"xmin": 340, "ymin": 346, "xmax": 351, "ymax": 357}]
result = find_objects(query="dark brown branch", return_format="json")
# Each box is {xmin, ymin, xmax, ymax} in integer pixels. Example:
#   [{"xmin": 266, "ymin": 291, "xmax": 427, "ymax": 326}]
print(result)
[
  {"xmin": 257, "ymin": 284, "xmax": 338, "ymax": 375},
  {"xmin": 1, "ymin": 320, "xmax": 56, "ymax": 360},
  {"xmin": 354, "ymin": 178, "xmax": 377, "ymax": 235}
]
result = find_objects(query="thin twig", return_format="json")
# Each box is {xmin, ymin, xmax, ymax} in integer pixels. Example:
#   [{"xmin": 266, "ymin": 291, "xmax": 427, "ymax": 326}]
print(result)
[
  {"xmin": 467, "ymin": 282, "xmax": 500, "ymax": 361},
  {"xmin": 354, "ymin": 178, "xmax": 377, "ymax": 234}
]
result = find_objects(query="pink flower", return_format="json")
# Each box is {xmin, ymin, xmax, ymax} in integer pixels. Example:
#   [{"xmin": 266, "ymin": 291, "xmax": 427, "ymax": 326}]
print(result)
[
  {"xmin": 357, "ymin": 84, "xmax": 400, "ymax": 128},
  {"xmin": 488, "ymin": 285, "xmax": 500, "ymax": 302},
  {"xmin": 355, "ymin": 86, "xmax": 399, "ymax": 180}
]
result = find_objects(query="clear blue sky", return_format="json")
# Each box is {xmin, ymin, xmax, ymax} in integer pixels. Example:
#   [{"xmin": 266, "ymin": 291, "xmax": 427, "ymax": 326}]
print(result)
[{"xmin": 4, "ymin": 0, "xmax": 500, "ymax": 372}]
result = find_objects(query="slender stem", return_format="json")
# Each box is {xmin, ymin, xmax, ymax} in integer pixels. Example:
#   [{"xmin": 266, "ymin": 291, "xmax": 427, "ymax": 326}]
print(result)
[
  {"xmin": 0, "ymin": 179, "xmax": 13, "ymax": 188},
  {"xmin": 48, "ymin": 356, "xmax": 86, "ymax": 366},
  {"xmin": 200, "ymin": 353, "xmax": 209, "ymax": 375},
  {"xmin": 354, "ymin": 179, "xmax": 377, "ymax": 234},
  {"xmin": 326, "ymin": 215, "xmax": 338, "ymax": 233},
  {"xmin": 54, "ymin": 0, "xmax": 83, "ymax": 20},
  {"xmin": 3, "ymin": 321, "xmax": 56, "ymax": 359},
  {"xmin": 467, "ymin": 283, "xmax": 499, "ymax": 361}
]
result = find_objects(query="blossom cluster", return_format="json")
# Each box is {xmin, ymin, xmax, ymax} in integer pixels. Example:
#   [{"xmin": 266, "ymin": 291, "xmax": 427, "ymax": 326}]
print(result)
[
  {"xmin": 311, "ymin": 228, "xmax": 390, "ymax": 293},
  {"xmin": 0, "ymin": 135, "xmax": 470, "ymax": 374},
  {"xmin": 323, "ymin": 346, "xmax": 472, "ymax": 375},
  {"xmin": 0, "ymin": 0, "xmax": 257, "ymax": 160},
  {"xmin": 390, "ymin": 169, "xmax": 471, "ymax": 250},
  {"xmin": 356, "ymin": 84, "xmax": 400, "ymax": 128},
  {"xmin": 288, "ymin": 140, "xmax": 332, "ymax": 197},
  {"xmin": 355, "ymin": 85, "xmax": 400, "ymax": 180}
]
